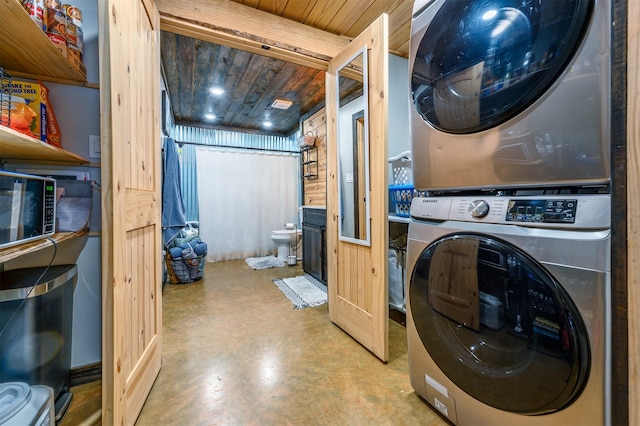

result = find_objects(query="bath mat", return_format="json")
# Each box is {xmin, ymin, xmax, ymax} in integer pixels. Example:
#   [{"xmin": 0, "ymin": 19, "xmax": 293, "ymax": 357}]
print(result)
[
  {"xmin": 272, "ymin": 274, "xmax": 327, "ymax": 309},
  {"xmin": 245, "ymin": 255, "xmax": 285, "ymax": 269}
]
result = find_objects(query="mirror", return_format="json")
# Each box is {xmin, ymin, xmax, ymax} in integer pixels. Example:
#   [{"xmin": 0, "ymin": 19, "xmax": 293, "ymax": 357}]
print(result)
[{"xmin": 337, "ymin": 47, "xmax": 370, "ymax": 246}]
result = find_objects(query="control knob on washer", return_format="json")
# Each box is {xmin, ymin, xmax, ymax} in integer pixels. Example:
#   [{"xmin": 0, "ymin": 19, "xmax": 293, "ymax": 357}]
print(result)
[{"xmin": 468, "ymin": 200, "xmax": 490, "ymax": 218}]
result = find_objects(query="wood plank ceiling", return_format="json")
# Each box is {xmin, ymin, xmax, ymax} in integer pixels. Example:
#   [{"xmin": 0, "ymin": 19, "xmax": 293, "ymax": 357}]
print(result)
[{"xmin": 160, "ymin": 0, "xmax": 412, "ymax": 137}]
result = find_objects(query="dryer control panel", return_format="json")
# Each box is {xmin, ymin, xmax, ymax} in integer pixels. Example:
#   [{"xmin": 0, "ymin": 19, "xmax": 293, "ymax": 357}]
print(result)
[{"xmin": 410, "ymin": 194, "xmax": 610, "ymax": 230}]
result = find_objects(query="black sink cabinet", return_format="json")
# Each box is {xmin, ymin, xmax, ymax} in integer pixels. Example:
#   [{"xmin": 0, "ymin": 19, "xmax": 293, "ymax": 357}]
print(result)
[{"xmin": 302, "ymin": 207, "xmax": 326, "ymax": 284}]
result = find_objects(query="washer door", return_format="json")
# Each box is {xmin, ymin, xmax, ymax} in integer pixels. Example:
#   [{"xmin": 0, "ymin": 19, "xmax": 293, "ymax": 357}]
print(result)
[
  {"xmin": 411, "ymin": 0, "xmax": 593, "ymax": 134},
  {"xmin": 409, "ymin": 233, "xmax": 590, "ymax": 414}
]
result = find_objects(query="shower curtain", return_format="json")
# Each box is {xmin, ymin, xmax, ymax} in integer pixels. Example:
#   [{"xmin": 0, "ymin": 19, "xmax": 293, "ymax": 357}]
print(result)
[{"xmin": 196, "ymin": 147, "xmax": 299, "ymax": 262}]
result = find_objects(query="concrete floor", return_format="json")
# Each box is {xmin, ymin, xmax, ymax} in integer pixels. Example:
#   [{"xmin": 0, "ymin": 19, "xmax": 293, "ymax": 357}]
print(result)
[{"xmin": 61, "ymin": 259, "xmax": 448, "ymax": 425}]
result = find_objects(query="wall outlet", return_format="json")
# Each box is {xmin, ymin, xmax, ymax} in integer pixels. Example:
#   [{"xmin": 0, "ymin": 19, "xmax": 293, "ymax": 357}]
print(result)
[{"xmin": 89, "ymin": 135, "xmax": 101, "ymax": 159}]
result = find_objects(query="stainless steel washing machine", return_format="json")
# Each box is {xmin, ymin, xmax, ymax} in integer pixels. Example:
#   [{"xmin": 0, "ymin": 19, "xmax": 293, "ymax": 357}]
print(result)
[
  {"xmin": 409, "ymin": 0, "xmax": 610, "ymax": 191},
  {"xmin": 405, "ymin": 193, "xmax": 610, "ymax": 425}
]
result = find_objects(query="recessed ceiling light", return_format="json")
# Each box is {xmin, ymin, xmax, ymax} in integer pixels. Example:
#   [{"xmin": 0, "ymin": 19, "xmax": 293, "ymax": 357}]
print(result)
[
  {"xmin": 210, "ymin": 87, "xmax": 225, "ymax": 96},
  {"xmin": 263, "ymin": 121, "xmax": 273, "ymax": 128},
  {"xmin": 205, "ymin": 113, "xmax": 217, "ymax": 120},
  {"xmin": 271, "ymin": 99, "xmax": 293, "ymax": 110}
]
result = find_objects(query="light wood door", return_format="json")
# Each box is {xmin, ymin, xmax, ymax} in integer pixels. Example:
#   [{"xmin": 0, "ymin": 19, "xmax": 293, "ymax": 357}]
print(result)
[
  {"xmin": 100, "ymin": 0, "xmax": 162, "ymax": 424},
  {"xmin": 326, "ymin": 14, "xmax": 389, "ymax": 361}
]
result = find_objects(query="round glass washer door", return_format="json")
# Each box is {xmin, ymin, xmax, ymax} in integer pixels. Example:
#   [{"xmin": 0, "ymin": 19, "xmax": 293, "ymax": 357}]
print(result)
[
  {"xmin": 409, "ymin": 234, "xmax": 590, "ymax": 414},
  {"xmin": 411, "ymin": 0, "xmax": 593, "ymax": 134}
]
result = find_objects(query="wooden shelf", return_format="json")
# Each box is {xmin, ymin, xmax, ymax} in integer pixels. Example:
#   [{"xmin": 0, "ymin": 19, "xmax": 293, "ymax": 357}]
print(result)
[
  {"xmin": 1, "ymin": 0, "xmax": 86, "ymax": 82},
  {"xmin": 0, "ymin": 229, "xmax": 89, "ymax": 264},
  {"xmin": 0, "ymin": 125, "xmax": 88, "ymax": 164}
]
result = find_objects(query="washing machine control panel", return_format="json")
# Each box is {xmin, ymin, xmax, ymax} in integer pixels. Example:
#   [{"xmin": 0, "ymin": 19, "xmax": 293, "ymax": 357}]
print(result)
[
  {"xmin": 468, "ymin": 200, "xmax": 490, "ymax": 218},
  {"xmin": 505, "ymin": 199, "xmax": 577, "ymax": 224},
  {"xmin": 410, "ymin": 194, "xmax": 611, "ymax": 229}
]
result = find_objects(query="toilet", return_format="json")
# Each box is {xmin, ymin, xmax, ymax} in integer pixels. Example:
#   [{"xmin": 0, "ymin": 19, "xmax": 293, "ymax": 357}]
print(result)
[{"xmin": 271, "ymin": 228, "xmax": 302, "ymax": 261}]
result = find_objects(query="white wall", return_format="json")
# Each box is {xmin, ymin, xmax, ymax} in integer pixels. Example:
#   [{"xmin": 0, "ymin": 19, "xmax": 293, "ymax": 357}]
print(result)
[{"xmin": 388, "ymin": 54, "xmax": 411, "ymax": 159}]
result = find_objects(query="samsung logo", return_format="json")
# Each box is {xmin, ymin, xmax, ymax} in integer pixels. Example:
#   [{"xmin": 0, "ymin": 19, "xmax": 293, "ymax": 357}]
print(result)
[{"xmin": 420, "ymin": 199, "xmax": 438, "ymax": 203}]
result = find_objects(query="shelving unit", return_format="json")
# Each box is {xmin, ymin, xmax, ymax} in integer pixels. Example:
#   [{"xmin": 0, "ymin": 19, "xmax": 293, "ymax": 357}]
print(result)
[
  {"xmin": 301, "ymin": 145, "xmax": 318, "ymax": 180},
  {"xmin": 0, "ymin": 1, "xmax": 91, "ymax": 261}
]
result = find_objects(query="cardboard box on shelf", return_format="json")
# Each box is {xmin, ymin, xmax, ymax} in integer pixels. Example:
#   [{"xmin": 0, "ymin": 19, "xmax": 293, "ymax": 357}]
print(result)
[
  {"xmin": 65, "ymin": 20, "xmax": 84, "ymax": 74},
  {"xmin": 46, "ymin": 31, "xmax": 67, "ymax": 57},
  {"xmin": 67, "ymin": 42, "xmax": 82, "ymax": 70},
  {"xmin": 7, "ymin": 80, "xmax": 47, "ymax": 142},
  {"xmin": 44, "ymin": 6, "xmax": 65, "ymax": 33}
]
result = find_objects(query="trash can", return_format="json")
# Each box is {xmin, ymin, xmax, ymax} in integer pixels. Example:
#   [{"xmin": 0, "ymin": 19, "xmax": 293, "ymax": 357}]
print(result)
[{"xmin": 0, "ymin": 264, "xmax": 77, "ymax": 421}]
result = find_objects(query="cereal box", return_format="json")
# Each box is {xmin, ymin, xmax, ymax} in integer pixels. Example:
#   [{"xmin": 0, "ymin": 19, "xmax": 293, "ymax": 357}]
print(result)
[{"xmin": 8, "ymin": 80, "xmax": 47, "ymax": 142}]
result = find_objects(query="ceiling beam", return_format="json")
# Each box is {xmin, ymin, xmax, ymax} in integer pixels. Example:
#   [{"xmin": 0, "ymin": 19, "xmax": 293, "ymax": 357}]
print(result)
[
  {"xmin": 174, "ymin": 120, "xmax": 290, "ymax": 138},
  {"xmin": 155, "ymin": 0, "xmax": 353, "ymax": 71}
]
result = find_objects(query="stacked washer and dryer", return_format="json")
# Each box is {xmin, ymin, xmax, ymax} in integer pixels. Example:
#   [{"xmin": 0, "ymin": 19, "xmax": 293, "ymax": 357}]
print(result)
[{"xmin": 406, "ymin": 0, "xmax": 611, "ymax": 425}]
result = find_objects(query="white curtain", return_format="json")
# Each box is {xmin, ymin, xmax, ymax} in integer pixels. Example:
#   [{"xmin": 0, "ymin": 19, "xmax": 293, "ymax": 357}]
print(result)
[{"xmin": 196, "ymin": 147, "xmax": 299, "ymax": 262}]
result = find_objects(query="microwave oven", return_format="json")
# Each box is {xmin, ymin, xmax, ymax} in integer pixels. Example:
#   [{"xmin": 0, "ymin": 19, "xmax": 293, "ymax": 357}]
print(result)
[{"xmin": 0, "ymin": 170, "xmax": 56, "ymax": 249}]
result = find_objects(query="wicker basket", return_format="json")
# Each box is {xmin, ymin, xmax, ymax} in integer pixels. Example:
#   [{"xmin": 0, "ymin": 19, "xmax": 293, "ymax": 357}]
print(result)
[
  {"xmin": 165, "ymin": 250, "xmax": 205, "ymax": 284},
  {"xmin": 298, "ymin": 131, "xmax": 322, "ymax": 148},
  {"xmin": 0, "ymin": 68, "xmax": 12, "ymax": 127}
]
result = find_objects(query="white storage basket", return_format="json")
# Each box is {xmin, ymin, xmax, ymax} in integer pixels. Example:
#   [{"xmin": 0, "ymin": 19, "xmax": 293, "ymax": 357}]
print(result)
[{"xmin": 389, "ymin": 151, "xmax": 412, "ymax": 185}]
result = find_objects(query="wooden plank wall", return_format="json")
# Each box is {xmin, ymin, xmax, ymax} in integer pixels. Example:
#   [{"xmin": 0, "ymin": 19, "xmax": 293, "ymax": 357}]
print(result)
[
  {"xmin": 627, "ymin": 0, "xmax": 639, "ymax": 423},
  {"xmin": 302, "ymin": 108, "xmax": 327, "ymax": 206}
]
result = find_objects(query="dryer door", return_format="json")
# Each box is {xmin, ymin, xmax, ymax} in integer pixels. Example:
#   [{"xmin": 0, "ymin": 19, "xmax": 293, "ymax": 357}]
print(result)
[
  {"xmin": 409, "ymin": 233, "xmax": 590, "ymax": 414},
  {"xmin": 411, "ymin": 0, "xmax": 593, "ymax": 134}
]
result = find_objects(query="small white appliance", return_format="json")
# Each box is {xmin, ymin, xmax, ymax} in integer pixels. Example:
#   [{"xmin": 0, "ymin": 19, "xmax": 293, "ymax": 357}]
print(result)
[{"xmin": 0, "ymin": 382, "xmax": 55, "ymax": 426}]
